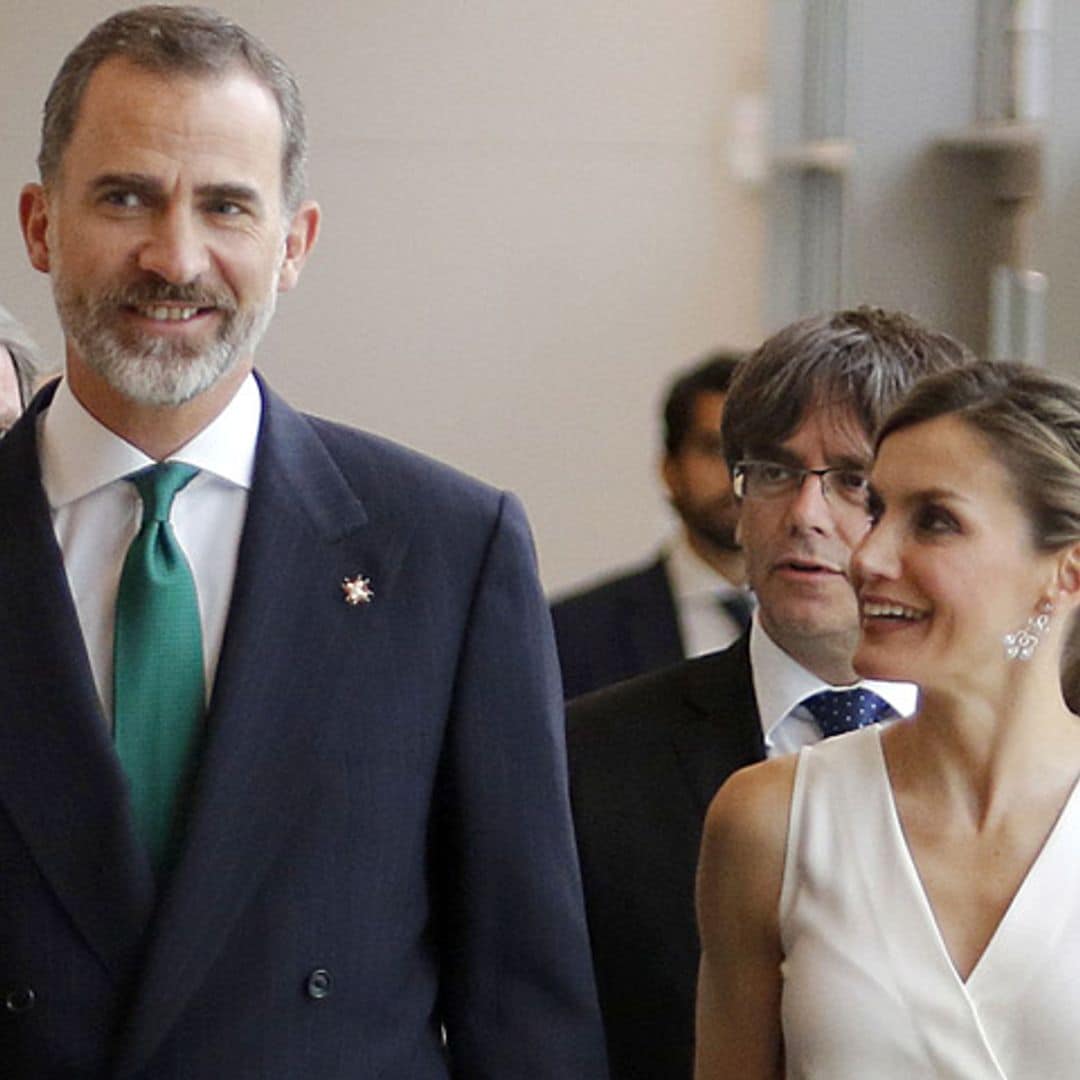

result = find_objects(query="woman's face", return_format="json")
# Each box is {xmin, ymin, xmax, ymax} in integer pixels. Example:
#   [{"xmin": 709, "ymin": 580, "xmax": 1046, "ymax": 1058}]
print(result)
[{"xmin": 851, "ymin": 414, "xmax": 1059, "ymax": 691}]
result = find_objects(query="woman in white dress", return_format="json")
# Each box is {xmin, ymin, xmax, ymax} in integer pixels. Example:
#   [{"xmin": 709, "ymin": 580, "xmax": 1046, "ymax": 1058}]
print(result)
[{"xmin": 695, "ymin": 362, "xmax": 1080, "ymax": 1079}]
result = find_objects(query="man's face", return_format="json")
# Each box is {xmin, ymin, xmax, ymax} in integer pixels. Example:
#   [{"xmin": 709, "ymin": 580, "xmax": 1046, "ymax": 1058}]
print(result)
[
  {"xmin": 736, "ymin": 407, "xmax": 873, "ymax": 656},
  {"xmin": 20, "ymin": 57, "xmax": 317, "ymax": 408},
  {"xmin": 662, "ymin": 391, "xmax": 739, "ymax": 553},
  {"xmin": 0, "ymin": 346, "xmax": 22, "ymax": 433}
]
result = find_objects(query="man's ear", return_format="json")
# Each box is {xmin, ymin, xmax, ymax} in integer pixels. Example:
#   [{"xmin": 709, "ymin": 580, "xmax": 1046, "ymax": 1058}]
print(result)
[
  {"xmin": 277, "ymin": 200, "xmax": 320, "ymax": 292},
  {"xmin": 20, "ymin": 184, "xmax": 53, "ymax": 274}
]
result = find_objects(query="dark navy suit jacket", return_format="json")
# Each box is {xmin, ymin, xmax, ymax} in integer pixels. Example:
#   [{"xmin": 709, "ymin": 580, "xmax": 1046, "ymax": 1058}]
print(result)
[
  {"xmin": 0, "ymin": 377, "xmax": 607, "ymax": 1078},
  {"xmin": 550, "ymin": 557, "xmax": 683, "ymax": 699},
  {"xmin": 567, "ymin": 637, "xmax": 765, "ymax": 1080}
]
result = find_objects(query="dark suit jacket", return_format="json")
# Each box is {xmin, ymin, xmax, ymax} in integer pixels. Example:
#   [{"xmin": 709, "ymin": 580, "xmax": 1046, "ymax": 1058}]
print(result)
[
  {"xmin": 567, "ymin": 636, "xmax": 765, "ymax": 1080},
  {"xmin": 551, "ymin": 557, "xmax": 683, "ymax": 699},
  {"xmin": 0, "ymin": 377, "xmax": 607, "ymax": 1079}
]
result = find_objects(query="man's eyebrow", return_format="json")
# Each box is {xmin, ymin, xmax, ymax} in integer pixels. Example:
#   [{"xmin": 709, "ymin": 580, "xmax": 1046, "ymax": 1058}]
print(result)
[
  {"xmin": 744, "ymin": 446, "xmax": 869, "ymax": 470},
  {"xmin": 89, "ymin": 172, "xmax": 163, "ymax": 196},
  {"xmin": 195, "ymin": 182, "xmax": 263, "ymax": 208}
]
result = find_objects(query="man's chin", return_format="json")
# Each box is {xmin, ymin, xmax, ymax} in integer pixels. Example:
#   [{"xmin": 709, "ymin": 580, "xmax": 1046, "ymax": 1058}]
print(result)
[
  {"xmin": 93, "ymin": 351, "xmax": 237, "ymax": 408},
  {"xmin": 760, "ymin": 596, "xmax": 860, "ymax": 643}
]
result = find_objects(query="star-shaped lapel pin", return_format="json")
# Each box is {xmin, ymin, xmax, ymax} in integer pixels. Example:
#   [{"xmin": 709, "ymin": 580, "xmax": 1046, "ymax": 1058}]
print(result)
[{"xmin": 342, "ymin": 574, "xmax": 374, "ymax": 606}]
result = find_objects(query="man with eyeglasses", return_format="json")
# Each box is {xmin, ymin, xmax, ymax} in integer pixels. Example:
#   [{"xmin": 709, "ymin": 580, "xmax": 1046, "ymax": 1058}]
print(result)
[{"xmin": 566, "ymin": 306, "xmax": 973, "ymax": 1080}]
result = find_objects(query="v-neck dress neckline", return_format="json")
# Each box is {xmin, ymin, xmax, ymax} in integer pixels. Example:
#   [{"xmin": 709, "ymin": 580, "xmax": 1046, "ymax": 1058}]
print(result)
[{"xmin": 776, "ymin": 725, "xmax": 1080, "ymax": 1079}]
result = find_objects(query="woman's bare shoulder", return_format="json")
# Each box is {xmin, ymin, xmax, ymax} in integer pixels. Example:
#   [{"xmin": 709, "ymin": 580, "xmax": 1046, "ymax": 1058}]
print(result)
[{"xmin": 704, "ymin": 755, "xmax": 799, "ymax": 856}]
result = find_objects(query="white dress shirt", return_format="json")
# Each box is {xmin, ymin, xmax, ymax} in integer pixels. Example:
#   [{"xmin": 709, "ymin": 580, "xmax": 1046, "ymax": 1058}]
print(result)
[
  {"xmin": 38, "ymin": 374, "xmax": 261, "ymax": 722},
  {"xmin": 748, "ymin": 612, "xmax": 918, "ymax": 757},
  {"xmin": 665, "ymin": 532, "xmax": 751, "ymax": 658}
]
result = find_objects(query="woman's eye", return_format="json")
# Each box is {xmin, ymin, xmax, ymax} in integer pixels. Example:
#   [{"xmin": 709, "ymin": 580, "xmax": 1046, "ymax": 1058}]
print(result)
[
  {"xmin": 835, "ymin": 470, "xmax": 868, "ymax": 494},
  {"xmin": 916, "ymin": 505, "xmax": 959, "ymax": 535}
]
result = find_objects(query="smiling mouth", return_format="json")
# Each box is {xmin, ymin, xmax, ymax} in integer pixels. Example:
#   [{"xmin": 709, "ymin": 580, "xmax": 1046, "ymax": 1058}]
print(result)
[
  {"xmin": 132, "ymin": 305, "xmax": 210, "ymax": 322},
  {"xmin": 861, "ymin": 600, "xmax": 928, "ymax": 622}
]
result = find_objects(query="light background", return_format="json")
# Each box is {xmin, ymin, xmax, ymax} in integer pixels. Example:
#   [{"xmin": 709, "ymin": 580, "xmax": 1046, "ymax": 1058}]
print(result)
[{"xmin": 0, "ymin": 2, "xmax": 767, "ymax": 593}]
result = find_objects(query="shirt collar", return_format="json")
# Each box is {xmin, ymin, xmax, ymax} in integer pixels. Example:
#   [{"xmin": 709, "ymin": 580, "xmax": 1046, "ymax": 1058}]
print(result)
[
  {"xmin": 748, "ymin": 611, "xmax": 918, "ymax": 740},
  {"xmin": 39, "ymin": 373, "xmax": 262, "ymax": 509},
  {"xmin": 665, "ymin": 530, "xmax": 740, "ymax": 600}
]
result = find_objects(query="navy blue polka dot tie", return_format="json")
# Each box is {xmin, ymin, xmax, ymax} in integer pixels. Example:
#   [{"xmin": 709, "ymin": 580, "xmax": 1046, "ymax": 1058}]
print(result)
[{"xmin": 801, "ymin": 688, "xmax": 894, "ymax": 738}]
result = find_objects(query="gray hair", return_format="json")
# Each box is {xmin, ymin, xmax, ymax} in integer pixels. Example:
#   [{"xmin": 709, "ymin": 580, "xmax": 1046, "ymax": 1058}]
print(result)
[{"xmin": 38, "ymin": 5, "xmax": 308, "ymax": 215}]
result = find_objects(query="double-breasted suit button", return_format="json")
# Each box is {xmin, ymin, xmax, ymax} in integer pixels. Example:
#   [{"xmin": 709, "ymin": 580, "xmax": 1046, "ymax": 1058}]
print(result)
[
  {"xmin": 305, "ymin": 969, "xmax": 332, "ymax": 1000},
  {"xmin": 4, "ymin": 987, "xmax": 36, "ymax": 1014}
]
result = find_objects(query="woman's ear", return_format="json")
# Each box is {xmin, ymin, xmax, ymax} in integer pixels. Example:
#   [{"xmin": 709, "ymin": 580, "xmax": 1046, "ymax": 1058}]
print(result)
[{"xmin": 1055, "ymin": 543, "xmax": 1080, "ymax": 600}]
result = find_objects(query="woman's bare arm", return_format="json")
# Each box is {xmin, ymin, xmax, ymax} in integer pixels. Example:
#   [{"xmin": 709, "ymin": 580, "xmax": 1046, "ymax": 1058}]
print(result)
[{"xmin": 694, "ymin": 756, "xmax": 796, "ymax": 1080}]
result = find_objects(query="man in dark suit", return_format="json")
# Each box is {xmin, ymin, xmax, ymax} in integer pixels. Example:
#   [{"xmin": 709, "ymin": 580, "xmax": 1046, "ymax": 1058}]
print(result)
[
  {"xmin": 1, "ymin": 7, "xmax": 606, "ymax": 1076},
  {"xmin": 552, "ymin": 353, "xmax": 750, "ymax": 698},
  {"xmin": 568, "ymin": 308, "xmax": 974, "ymax": 1078}
]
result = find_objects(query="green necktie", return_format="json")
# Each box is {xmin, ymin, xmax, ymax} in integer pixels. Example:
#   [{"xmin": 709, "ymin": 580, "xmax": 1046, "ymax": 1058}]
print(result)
[{"xmin": 113, "ymin": 462, "xmax": 205, "ymax": 877}]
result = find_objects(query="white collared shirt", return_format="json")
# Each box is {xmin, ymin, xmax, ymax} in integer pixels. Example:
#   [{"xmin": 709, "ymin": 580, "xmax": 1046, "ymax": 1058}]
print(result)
[
  {"xmin": 38, "ymin": 374, "xmax": 262, "ymax": 722},
  {"xmin": 748, "ymin": 612, "xmax": 918, "ymax": 757},
  {"xmin": 665, "ymin": 532, "xmax": 751, "ymax": 658}
]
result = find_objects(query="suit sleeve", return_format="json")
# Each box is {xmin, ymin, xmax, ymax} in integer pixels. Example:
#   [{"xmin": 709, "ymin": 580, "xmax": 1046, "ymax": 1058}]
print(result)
[{"xmin": 434, "ymin": 491, "xmax": 609, "ymax": 1078}]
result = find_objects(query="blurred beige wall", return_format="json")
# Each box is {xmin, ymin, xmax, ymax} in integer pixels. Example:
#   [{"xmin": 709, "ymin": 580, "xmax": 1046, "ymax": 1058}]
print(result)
[{"xmin": 0, "ymin": 2, "xmax": 766, "ymax": 591}]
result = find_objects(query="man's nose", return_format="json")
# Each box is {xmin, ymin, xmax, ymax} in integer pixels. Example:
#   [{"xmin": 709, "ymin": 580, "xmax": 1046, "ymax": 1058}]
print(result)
[
  {"xmin": 137, "ymin": 208, "xmax": 210, "ymax": 284},
  {"xmin": 785, "ymin": 471, "xmax": 834, "ymax": 533}
]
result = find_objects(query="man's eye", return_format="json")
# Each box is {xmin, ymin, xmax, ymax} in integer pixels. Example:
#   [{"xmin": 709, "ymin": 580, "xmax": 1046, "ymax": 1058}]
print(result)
[
  {"xmin": 692, "ymin": 435, "xmax": 725, "ymax": 458},
  {"xmin": 103, "ymin": 191, "xmax": 142, "ymax": 209},
  {"xmin": 834, "ymin": 470, "xmax": 868, "ymax": 493},
  {"xmin": 756, "ymin": 463, "xmax": 793, "ymax": 485},
  {"xmin": 207, "ymin": 200, "xmax": 246, "ymax": 217}
]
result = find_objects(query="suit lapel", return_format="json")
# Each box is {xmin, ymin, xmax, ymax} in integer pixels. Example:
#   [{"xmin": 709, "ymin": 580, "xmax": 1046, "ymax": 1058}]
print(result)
[
  {"xmin": 117, "ymin": 380, "xmax": 408, "ymax": 1072},
  {"xmin": 666, "ymin": 635, "xmax": 766, "ymax": 814},
  {"xmin": 0, "ymin": 391, "xmax": 154, "ymax": 981}
]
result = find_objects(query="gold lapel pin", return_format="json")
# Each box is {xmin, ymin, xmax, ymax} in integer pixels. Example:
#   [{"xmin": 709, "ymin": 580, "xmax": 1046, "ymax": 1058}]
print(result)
[{"xmin": 342, "ymin": 575, "xmax": 374, "ymax": 606}]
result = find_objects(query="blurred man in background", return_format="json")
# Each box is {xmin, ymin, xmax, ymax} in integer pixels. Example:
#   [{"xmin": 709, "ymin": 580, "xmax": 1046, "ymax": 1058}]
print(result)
[{"xmin": 551, "ymin": 351, "xmax": 750, "ymax": 698}]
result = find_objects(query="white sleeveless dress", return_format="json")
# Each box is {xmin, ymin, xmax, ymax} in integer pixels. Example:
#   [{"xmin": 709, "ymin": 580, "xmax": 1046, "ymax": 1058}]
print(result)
[{"xmin": 779, "ymin": 726, "xmax": 1080, "ymax": 1079}]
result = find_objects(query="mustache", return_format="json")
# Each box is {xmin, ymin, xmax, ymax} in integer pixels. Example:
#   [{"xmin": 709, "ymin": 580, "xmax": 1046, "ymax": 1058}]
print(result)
[{"xmin": 99, "ymin": 280, "xmax": 237, "ymax": 312}]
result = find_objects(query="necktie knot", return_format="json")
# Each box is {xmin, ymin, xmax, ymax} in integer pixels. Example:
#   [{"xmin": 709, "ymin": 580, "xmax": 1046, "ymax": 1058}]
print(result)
[
  {"xmin": 717, "ymin": 590, "xmax": 754, "ymax": 634},
  {"xmin": 130, "ymin": 461, "xmax": 199, "ymax": 523},
  {"xmin": 801, "ymin": 687, "xmax": 894, "ymax": 738}
]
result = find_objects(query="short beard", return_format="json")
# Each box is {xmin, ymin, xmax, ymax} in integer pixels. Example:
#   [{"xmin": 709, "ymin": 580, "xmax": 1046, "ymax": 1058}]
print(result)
[
  {"xmin": 53, "ymin": 276, "xmax": 277, "ymax": 408},
  {"xmin": 673, "ymin": 494, "xmax": 741, "ymax": 554}
]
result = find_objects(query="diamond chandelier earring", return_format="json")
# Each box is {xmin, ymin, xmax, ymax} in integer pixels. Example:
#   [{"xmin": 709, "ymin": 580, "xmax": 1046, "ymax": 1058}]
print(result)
[{"xmin": 1004, "ymin": 601, "xmax": 1054, "ymax": 661}]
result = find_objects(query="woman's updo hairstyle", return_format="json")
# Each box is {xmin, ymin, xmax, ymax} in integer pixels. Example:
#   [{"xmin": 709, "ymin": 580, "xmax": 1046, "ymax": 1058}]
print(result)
[{"xmin": 876, "ymin": 361, "xmax": 1080, "ymax": 554}]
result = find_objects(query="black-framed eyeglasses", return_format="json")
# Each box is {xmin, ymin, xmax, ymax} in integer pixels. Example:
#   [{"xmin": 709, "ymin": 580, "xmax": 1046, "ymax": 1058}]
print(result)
[{"xmin": 732, "ymin": 460, "xmax": 870, "ymax": 511}]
